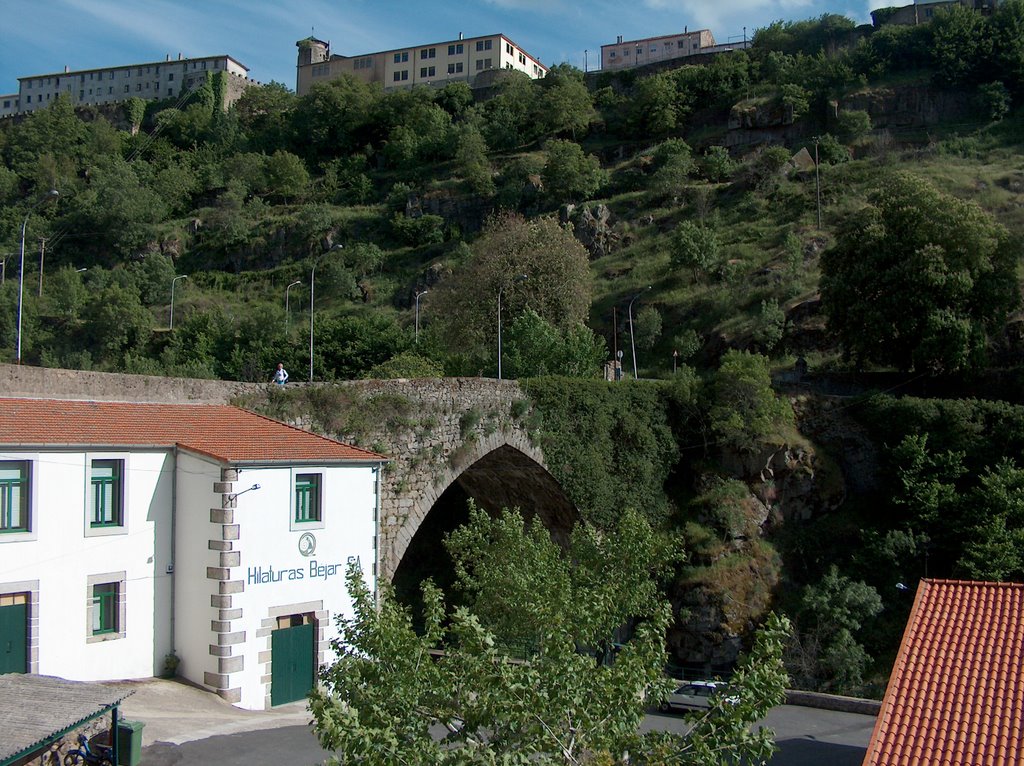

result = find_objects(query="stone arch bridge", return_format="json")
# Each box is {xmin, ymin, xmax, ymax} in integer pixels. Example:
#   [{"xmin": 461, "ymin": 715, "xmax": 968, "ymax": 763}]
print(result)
[{"xmin": 0, "ymin": 365, "xmax": 576, "ymax": 584}]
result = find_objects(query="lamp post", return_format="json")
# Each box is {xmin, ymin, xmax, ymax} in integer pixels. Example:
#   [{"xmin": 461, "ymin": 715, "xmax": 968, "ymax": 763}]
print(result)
[
  {"xmin": 310, "ymin": 245, "xmax": 343, "ymax": 382},
  {"xmin": 497, "ymin": 274, "xmax": 528, "ymax": 381},
  {"xmin": 169, "ymin": 275, "xmax": 188, "ymax": 330},
  {"xmin": 627, "ymin": 286, "xmax": 650, "ymax": 381},
  {"xmin": 414, "ymin": 289, "xmax": 428, "ymax": 344},
  {"xmin": 16, "ymin": 189, "xmax": 59, "ymax": 364},
  {"xmin": 285, "ymin": 280, "xmax": 302, "ymax": 329}
]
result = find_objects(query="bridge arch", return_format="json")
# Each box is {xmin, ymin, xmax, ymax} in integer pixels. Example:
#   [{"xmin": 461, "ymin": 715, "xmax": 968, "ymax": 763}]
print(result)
[{"xmin": 380, "ymin": 428, "xmax": 578, "ymax": 583}]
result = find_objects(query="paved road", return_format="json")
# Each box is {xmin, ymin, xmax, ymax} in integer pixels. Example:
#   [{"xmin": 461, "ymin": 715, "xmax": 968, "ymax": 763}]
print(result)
[{"xmin": 140, "ymin": 706, "xmax": 874, "ymax": 765}]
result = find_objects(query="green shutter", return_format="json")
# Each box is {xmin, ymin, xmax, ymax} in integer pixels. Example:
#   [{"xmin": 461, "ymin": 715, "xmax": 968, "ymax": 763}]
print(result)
[
  {"xmin": 271, "ymin": 622, "xmax": 315, "ymax": 705},
  {"xmin": 0, "ymin": 603, "xmax": 28, "ymax": 674}
]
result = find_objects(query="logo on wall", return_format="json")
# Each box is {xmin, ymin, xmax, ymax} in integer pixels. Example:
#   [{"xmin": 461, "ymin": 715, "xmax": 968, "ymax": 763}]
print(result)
[{"xmin": 298, "ymin": 532, "xmax": 317, "ymax": 557}]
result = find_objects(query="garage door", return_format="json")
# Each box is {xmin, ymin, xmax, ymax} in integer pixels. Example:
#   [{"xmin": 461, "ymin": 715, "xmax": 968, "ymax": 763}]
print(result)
[
  {"xmin": 271, "ymin": 621, "xmax": 315, "ymax": 706},
  {"xmin": 0, "ymin": 601, "xmax": 27, "ymax": 674}
]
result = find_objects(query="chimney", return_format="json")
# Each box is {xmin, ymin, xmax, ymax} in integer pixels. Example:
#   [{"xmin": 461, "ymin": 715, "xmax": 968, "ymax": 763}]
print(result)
[
  {"xmin": 684, "ymin": 25, "xmax": 688, "ymax": 34},
  {"xmin": 178, "ymin": 52, "xmax": 183, "ymax": 60},
  {"xmin": 64, "ymin": 65, "xmax": 69, "ymax": 73},
  {"xmin": 166, "ymin": 54, "xmax": 170, "ymax": 61},
  {"xmin": 617, "ymin": 35, "xmax": 623, "ymax": 44}
]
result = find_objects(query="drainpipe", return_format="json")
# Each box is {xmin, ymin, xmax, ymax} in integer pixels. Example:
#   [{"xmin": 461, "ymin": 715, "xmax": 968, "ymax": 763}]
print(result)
[
  {"xmin": 169, "ymin": 446, "xmax": 178, "ymax": 659},
  {"xmin": 374, "ymin": 461, "xmax": 383, "ymax": 607}
]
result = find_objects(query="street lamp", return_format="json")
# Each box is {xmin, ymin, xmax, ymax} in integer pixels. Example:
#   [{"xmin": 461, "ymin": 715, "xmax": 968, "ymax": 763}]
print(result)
[
  {"xmin": 16, "ymin": 189, "xmax": 59, "ymax": 364},
  {"xmin": 169, "ymin": 275, "xmax": 188, "ymax": 330},
  {"xmin": 310, "ymin": 244, "xmax": 343, "ymax": 382},
  {"xmin": 627, "ymin": 286, "xmax": 651, "ymax": 381},
  {"xmin": 497, "ymin": 274, "xmax": 528, "ymax": 381},
  {"xmin": 414, "ymin": 289, "xmax": 428, "ymax": 344},
  {"xmin": 285, "ymin": 280, "xmax": 302, "ymax": 329}
]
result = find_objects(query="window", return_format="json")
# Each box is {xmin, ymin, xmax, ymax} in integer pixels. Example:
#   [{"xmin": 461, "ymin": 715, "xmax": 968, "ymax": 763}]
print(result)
[
  {"xmin": 168, "ymin": 73, "xmax": 174, "ymax": 81},
  {"xmin": 79, "ymin": 90, "xmax": 84, "ymax": 99},
  {"xmin": 448, "ymin": 43, "xmax": 463, "ymax": 55},
  {"xmin": 393, "ymin": 69, "xmax": 409, "ymax": 82},
  {"xmin": 476, "ymin": 39, "xmax": 492, "ymax": 52},
  {"xmin": 623, "ymin": 48, "xmax": 630, "ymax": 56},
  {"xmin": 92, "ymin": 583, "xmax": 118, "ymax": 634},
  {"xmin": 519, "ymin": 53, "xmax": 526, "ymax": 65},
  {"xmin": 448, "ymin": 62, "xmax": 463, "ymax": 74},
  {"xmin": 420, "ymin": 47, "xmax": 436, "ymax": 60},
  {"xmin": 25, "ymin": 95, "xmax": 31, "ymax": 104},
  {"xmin": 506, "ymin": 43, "xmax": 513, "ymax": 54},
  {"xmin": 609, "ymin": 52, "xmax": 616, "ymax": 59},
  {"xmin": 420, "ymin": 66, "xmax": 435, "ymax": 78},
  {"xmin": 90, "ymin": 460, "xmax": 123, "ymax": 527},
  {"xmin": 124, "ymin": 85, "xmax": 129, "ymax": 93},
  {"xmin": 0, "ymin": 462, "xmax": 29, "ymax": 533},
  {"xmin": 294, "ymin": 474, "xmax": 321, "ymax": 523},
  {"xmin": 3, "ymin": 101, "xmax": 9, "ymax": 108},
  {"xmin": 87, "ymin": 572, "xmax": 125, "ymax": 642},
  {"xmin": 394, "ymin": 52, "xmax": 409, "ymax": 63}
]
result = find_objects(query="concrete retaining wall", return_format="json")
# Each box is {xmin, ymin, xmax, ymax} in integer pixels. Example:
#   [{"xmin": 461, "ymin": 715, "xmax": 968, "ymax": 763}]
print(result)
[{"xmin": 785, "ymin": 689, "xmax": 881, "ymax": 716}]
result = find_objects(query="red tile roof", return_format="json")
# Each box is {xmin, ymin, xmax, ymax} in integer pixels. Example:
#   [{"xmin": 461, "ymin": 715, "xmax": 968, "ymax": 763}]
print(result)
[
  {"xmin": 0, "ymin": 397, "xmax": 384, "ymax": 464},
  {"xmin": 864, "ymin": 579, "xmax": 1024, "ymax": 766}
]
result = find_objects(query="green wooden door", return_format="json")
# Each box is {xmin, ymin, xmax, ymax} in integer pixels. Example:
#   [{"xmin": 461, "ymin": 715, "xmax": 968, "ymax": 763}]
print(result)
[
  {"xmin": 271, "ymin": 622, "xmax": 315, "ymax": 706},
  {"xmin": 0, "ymin": 603, "xmax": 27, "ymax": 674}
]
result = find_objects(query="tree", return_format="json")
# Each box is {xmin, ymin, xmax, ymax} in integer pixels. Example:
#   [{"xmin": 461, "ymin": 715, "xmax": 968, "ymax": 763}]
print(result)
[
  {"xmin": 670, "ymin": 220, "xmax": 720, "ymax": 281},
  {"xmin": 698, "ymin": 146, "xmax": 736, "ymax": 183},
  {"xmin": 311, "ymin": 506, "xmax": 792, "ymax": 765},
  {"xmin": 262, "ymin": 150, "xmax": 310, "ymax": 202},
  {"xmin": 708, "ymin": 350, "xmax": 793, "ymax": 453},
  {"xmin": 541, "ymin": 139, "xmax": 605, "ymax": 204},
  {"xmin": 432, "ymin": 213, "xmax": 592, "ymax": 369},
  {"xmin": 820, "ymin": 173, "xmax": 1020, "ymax": 371},
  {"xmin": 833, "ymin": 109, "xmax": 871, "ymax": 144},
  {"xmin": 503, "ymin": 308, "xmax": 605, "ymax": 378},
  {"xmin": 787, "ymin": 566, "xmax": 883, "ymax": 694},
  {"xmin": 535, "ymin": 65, "xmax": 595, "ymax": 139},
  {"xmin": 454, "ymin": 124, "xmax": 494, "ymax": 196}
]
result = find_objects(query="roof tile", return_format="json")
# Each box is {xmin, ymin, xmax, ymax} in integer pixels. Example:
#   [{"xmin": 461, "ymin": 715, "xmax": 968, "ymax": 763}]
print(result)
[
  {"xmin": 0, "ymin": 397, "xmax": 384, "ymax": 464},
  {"xmin": 864, "ymin": 579, "xmax": 1024, "ymax": 766}
]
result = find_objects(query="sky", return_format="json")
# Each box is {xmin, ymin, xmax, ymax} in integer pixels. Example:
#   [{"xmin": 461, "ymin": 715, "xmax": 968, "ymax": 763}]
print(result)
[{"xmin": 1, "ymin": 0, "xmax": 898, "ymax": 94}]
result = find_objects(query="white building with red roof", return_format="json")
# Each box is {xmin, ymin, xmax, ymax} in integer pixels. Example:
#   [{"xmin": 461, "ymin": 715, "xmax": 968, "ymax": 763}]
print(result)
[{"xmin": 0, "ymin": 397, "xmax": 384, "ymax": 710}]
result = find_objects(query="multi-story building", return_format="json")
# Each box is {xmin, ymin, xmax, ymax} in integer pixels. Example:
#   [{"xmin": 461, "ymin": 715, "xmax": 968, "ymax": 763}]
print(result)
[
  {"xmin": 0, "ymin": 54, "xmax": 254, "ymax": 119},
  {"xmin": 600, "ymin": 29, "xmax": 718, "ymax": 72},
  {"xmin": 0, "ymin": 397, "xmax": 384, "ymax": 711},
  {"xmin": 871, "ymin": 0, "xmax": 998, "ymax": 26},
  {"xmin": 295, "ymin": 33, "xmax": 547, "ymax": 96}
]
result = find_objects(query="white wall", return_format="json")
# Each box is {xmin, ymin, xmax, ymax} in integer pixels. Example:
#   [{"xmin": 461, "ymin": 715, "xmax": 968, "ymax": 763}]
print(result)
[
  {"xmin": 0, "ymin": 449, "xmax": 172, "ymax": 680},
  {"xmin": 173, "ymin": 451, "xmax": 222, "ymax": 690},
  {"xmin": 231, "ymin": 463, "xmax": 378, "ymax": 709}
]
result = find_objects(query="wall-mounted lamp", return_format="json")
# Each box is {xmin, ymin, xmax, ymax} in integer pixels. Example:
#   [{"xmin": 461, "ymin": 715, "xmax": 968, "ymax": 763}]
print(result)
[{"xmin": 230, "ymin": 483, "xmax": 261, "ymax": 501}]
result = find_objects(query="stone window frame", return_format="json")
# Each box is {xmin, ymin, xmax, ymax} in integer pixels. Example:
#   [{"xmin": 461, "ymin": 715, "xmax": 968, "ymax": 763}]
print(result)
[
  {"xmin": 0, "ymin": 580, "xmax": 39, "ymax": 673},
  {"xmin": 290, "ymin": 469, "xmax": 325, "ymax": 532},
  {"xmin": 0, "ymin": 455, "xmax": 38, "ymax": 543},
  {"xmin": 84, "ymin": 452, "xmax": 130, "ymax": 538},
  {"xmin": 86, "ymin": 571, "xmax": 126, "ymax": 643}
]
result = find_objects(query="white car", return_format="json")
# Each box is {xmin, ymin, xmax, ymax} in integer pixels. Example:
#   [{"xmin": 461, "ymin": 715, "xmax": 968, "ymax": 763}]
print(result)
[{"xmin": 658, "ymin": 680, "xmax": 734, "ymax": 712}]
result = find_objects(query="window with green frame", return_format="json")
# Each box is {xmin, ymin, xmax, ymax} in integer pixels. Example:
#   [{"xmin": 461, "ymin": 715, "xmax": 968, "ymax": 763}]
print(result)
[
  {"xmin": 90, "ymin": 459, "xmax": 124, "ymax": 527},
  {"xmin": 92, "ymin": 582, "xmax": 118, "ymax": 635},
  {"xmin": 295, "ymin": 474, "xmax": 321, "ymax": 523},
  {"xmin": 0, "ymin": 461, "xmax": 29, "ymax": 533}
]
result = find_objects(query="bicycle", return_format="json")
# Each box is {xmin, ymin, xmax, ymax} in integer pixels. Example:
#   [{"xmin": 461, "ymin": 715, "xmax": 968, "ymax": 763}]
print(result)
[{"xmin": 63, "ymin": 733, "xmax": 113, "ymax": 766}]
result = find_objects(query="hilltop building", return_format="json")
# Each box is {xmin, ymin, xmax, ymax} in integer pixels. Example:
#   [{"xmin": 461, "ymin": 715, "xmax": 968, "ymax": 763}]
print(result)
[
  {"xmin": 0, "ymin": 54, "xmax": 256, "ymax": 119},
  {"xmin": 872, "ymin": 0, "xmax": 998, "ymax": 26},
  {"xmin": 0, "ymin": 397, "xmax": 383, "ymax": 711},
  {"xmin": 599, "ymin": 28, "xmax": 749, "ymax": 72},
  {"xmin": 295, "ymin": 33, "xmax": 547, "ymax": 96}
]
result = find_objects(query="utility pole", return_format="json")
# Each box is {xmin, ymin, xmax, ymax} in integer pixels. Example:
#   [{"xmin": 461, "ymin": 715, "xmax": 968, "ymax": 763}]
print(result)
[
  {"xmin": 813, "ymin": 136, "xmax": 822, "ymax": 230},
  {"xmin": 37, "ymin": 237, "xmax": 47, "ymax": 297}
]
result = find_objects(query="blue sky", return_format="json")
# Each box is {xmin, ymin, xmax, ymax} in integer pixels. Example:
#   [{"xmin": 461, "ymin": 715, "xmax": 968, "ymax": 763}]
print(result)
[{"xmin": 1, "ymin": 0, "xmax": 894, "ymax": 94}]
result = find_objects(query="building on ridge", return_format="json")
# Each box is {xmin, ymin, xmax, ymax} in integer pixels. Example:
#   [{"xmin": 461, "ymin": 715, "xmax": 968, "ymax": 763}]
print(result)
[
  {"xmin": 0, "ymin": 54, "xmax": 256, "ymax": 119},
  {"xmin": 599, "ymin": 28, "xmax": 750, "ymax": 72},
  {"xmin": 872, "ymin": 0, "xmax": 998, "ymax": 27},
  {"xmin": 295, "ymin": 33, "xmax": 547, "ymax": 96}
]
